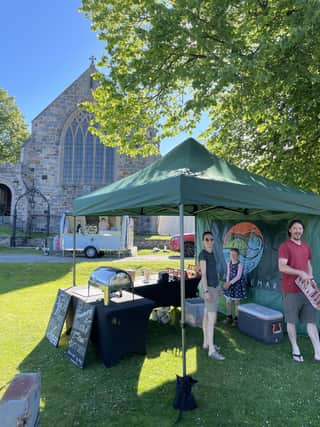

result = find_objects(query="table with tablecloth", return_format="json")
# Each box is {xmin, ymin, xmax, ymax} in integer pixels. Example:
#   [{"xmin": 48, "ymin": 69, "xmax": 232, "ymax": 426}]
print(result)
[
  {"xmin": 133, "ymin": 277, "xmax": 200, "ymax": 307},
  {"xmin": 65, "ymin": 286, "xmax": 155, "ymax": 367}
]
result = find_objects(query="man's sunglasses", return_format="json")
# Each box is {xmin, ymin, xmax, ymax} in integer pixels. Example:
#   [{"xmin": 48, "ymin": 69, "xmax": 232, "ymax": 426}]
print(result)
[{"xmin": 205, "ymin": 237, "xmax": 214, "ymax": 242}]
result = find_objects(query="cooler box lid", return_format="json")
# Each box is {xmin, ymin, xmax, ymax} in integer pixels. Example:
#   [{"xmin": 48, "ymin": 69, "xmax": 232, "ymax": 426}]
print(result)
[{"xmin": 238, "ymin": 303, "xmax": 283, "ymax": 320}]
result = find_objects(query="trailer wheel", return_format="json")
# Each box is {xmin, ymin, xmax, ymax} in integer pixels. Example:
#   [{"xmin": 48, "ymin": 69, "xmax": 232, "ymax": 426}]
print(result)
[{"xmin": 84, "ymin": 246, "xmax": 98, "ymax": 258}]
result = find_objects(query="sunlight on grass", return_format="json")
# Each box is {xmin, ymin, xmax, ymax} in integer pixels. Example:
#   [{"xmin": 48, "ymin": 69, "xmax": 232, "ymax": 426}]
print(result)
[
  {"xmin": 137, "ymin": 346, "xmax": 198, "ymax": 395},
  {"xmin": 40, "ymin": 399, "xmax": 46, "ymax": 412},
  {"xmin": 136, "ymin": 235, "xmax": 171, "ymax": 240},
  {"xmin": 217, "ymin": 326, "xmax": 247, "ymax": 354}
]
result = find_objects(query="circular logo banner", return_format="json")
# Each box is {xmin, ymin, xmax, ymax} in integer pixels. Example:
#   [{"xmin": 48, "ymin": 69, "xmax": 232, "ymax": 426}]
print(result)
[{"xmin": 223, "ymin": 222, "xmax": 264, "ymax": 275}]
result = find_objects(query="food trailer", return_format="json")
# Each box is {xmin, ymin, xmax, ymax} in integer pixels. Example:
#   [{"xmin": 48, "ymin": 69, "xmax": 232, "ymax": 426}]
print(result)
[{"xmin": 53, "ymin": 213, "xmax": 135, "ymax": 258}]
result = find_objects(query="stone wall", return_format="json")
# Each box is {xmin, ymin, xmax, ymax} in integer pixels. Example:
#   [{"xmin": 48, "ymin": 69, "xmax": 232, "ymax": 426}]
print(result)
[
  {"xmin": 134, "ymin": 236, "xmax": 170, "ymax": 250},
  {"xmin": 0, "ymin": 64, "xmax": 160, "ymax": 235}
]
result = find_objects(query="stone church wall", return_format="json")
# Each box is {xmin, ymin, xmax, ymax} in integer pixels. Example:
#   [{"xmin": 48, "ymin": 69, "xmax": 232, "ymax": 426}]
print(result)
[{"xmin": 0, "ymin": 64, "xmax": 160, "ymax": 235}]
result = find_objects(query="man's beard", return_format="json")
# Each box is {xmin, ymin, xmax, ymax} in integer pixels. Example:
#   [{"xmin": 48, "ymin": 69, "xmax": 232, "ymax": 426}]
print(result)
[{"xmin": 292, "ymin": 233, "xmax": 302, "ymax": 241}]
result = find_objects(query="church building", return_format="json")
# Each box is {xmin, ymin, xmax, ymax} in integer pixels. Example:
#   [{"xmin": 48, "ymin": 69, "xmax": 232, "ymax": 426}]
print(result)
[{"xmin": 0, "ymin": 62, "xmax": 159, "ymax": 237}]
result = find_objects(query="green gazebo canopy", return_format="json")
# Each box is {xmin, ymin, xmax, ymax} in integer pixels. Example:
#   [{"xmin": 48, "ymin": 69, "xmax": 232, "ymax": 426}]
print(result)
[{"xmin": 73, "ymin": 138, "xmax": 320, "ymax": 217}]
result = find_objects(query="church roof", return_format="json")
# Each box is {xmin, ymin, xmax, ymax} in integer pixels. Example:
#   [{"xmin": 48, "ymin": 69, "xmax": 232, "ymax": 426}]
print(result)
[{"xmin": 32, "ymin": 61, "xmax": 97, "ymax": 123}]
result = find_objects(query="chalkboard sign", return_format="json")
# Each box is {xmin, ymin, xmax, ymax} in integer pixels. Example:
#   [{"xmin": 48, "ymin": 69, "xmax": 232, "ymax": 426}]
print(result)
[
  {"xmin": 46, "ymin": 289, "xmax": 72, "ymax": 347},
  {"xmin": 66, "ymin": 300, "xmax": 96, "ymax": 368}
]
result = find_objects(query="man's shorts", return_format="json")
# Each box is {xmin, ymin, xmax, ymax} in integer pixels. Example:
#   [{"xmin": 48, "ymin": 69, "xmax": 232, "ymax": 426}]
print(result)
[
  {"xmin": 204, "ymin": 286, "xmax": 219, "ymax": 313},
  {"xmin": 282, "ymin": 292, "xmax": 317, "ymax": 324}
]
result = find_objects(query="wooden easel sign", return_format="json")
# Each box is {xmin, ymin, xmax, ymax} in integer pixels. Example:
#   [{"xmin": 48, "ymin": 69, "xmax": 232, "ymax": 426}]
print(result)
[
  {"xmin": 66, "ymin": 300, "xmax": 96, "ymax": 368},
  {"xmin": 46, "ymin": 289, "xmax": 72, "ymax": 347}
]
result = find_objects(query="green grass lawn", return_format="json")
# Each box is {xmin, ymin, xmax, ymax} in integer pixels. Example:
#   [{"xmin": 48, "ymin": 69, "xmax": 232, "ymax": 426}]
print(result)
[
  {"xmin": 1, "ymin": 262, "xmax": 320, "ymax": 426},
  {"xmin": 0, "ymin": 223, "xmax": 12, "ymax": 236},
  {"xmin": 0, "ymin": 246, "xmax": 39, "ymax": 254},
  {"xmin": 0, "ymin": 223, "xmax": 52, "ymax": 238},
  {"xmin": 137, "ymin": 248, "xmax": 178, "ymax": 256},
  {"xmin": 135, "ymin": 234, "xmax": 172, "ymax": 240}
]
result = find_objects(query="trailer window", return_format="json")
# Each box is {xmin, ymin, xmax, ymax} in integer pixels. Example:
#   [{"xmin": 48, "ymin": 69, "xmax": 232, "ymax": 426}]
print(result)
[{"xmin": 98, "ymin": 217, "xmax": 120, "ymax": 233}]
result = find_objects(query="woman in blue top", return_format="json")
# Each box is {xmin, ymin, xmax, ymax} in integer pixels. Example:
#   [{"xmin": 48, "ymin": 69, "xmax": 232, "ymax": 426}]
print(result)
[{"xmin": 199, "ymin": 231, "xmax": 225, "ymax": 361}]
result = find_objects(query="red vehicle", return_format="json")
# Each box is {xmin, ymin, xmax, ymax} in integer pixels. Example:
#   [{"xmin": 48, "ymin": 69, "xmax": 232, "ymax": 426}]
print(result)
[{"xmin": 169, "ymin": 233, "xmax": 195, "ymax": 257}]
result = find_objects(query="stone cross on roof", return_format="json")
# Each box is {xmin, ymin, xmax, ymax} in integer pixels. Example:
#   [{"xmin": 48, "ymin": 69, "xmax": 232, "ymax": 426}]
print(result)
[{"xmin": 89, "ymin": 55, "xmax": 96, "ymax": 65}]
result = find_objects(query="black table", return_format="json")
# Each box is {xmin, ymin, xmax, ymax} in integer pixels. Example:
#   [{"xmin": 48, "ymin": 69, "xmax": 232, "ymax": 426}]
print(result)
[
  {"xmin": 91, "ymin": 291, "xmax": 155, "ymax": 367},
  {"xmin": 65, "ymin": 287, "xmax": 155, "ymax": 367},
  {"xmin": 133, "ymin": 277, "xmax": 200, "ymax": 307}
]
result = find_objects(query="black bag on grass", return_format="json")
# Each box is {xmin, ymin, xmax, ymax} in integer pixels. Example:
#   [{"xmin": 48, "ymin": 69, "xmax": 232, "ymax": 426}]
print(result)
[{"xmin": 173, "ymin": 375, "xmax": 197, "ymax": 411}]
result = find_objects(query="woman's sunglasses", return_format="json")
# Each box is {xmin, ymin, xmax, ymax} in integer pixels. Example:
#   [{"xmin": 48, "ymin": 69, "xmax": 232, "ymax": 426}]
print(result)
[{"xmin": 205, "ymin": 237, "xmax": 214, "ymax": 242}]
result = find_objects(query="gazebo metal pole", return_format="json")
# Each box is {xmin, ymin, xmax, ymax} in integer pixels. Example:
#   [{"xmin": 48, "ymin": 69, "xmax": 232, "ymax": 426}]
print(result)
[
  {"xmin": 179, "ymin": 203, "xmax": 186, "ymax": 377},
  {"xmin": 72, "ymin": 215, "xmax": 76, "ymax": 287}
]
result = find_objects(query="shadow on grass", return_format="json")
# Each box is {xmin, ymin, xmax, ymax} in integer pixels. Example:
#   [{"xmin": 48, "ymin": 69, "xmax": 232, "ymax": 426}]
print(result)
[
  {"xmin": 19, "ymin": 311, "xmax": 272, "ymax": 426},
  {"xmin": 0, "ymin": 263, "xmax": 73, "ymax": 295},
  {"xmin": 17, "ymin": 319, "xmax": 210, "ymax": 427},
  {"xmin": 167, "ymin": 255, "xmax": 194, "ymax": 260},
  {"xmin": 15, "ymin": 303, "xmax": 320, "ymax": 426}
]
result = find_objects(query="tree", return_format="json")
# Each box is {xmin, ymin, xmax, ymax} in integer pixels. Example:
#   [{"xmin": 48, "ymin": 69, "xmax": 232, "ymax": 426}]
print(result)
[
  {"xmin": 0, "ymin": 88, "xmax": 29, "ymax": 164},
  {"xmin": 81, "ymin": 0, "xmax": 320, "ymax": 192}
]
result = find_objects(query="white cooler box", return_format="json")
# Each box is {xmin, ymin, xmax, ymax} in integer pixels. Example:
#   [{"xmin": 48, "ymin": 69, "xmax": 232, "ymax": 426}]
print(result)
[
  {"xmin": 238, "ymin": 303, "xmax": 283, "ymax": 344},
  {"xmin": 185, "ymin": 297, "xmax": 204, "ymax": 328}
]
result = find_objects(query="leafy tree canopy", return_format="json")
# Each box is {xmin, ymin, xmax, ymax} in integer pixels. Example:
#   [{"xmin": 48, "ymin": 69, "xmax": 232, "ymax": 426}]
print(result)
[
  {"xmin": 81, "ymin": 0, "xmax": 320, "ymax": 192},
  {"xmin": 0, "ymin": 88, "xmax": 29, "ymax": 164}
]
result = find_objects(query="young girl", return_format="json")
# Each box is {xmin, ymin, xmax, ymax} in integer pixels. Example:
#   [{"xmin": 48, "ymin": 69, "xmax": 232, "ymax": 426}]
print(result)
[{"xmin": 223, "ymin": 248, "xmax": 247, "ymax": 326}]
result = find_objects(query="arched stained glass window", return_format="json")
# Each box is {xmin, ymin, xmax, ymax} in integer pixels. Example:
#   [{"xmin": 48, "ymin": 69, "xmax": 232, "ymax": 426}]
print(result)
[
  {"xmin": 62, "ymin": 111, "xmax": 115, "ymax": 185},
  {"xmin": 84, "ymin": 133, "xmax": 94, "ymax": 181},
  {"xmin": 105, "ymin": 146, "xmax": 114, "ymax": 183},
  {"xmin": 63, "ymin": 128, "xmax": 73, "ymax": 183},
  {"xmin": 74, "ymin": 128, "xmax": 83, "ymax": 181},
  {"xmin": 95, "ymin": 139, "xmax": 104, "ymax": 182}
]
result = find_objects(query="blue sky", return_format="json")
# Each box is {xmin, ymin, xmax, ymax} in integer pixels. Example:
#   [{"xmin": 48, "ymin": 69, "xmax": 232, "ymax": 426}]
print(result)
[{"xmin": 0, "ymin": 0, "xmax": 205, "ymax": 155}]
